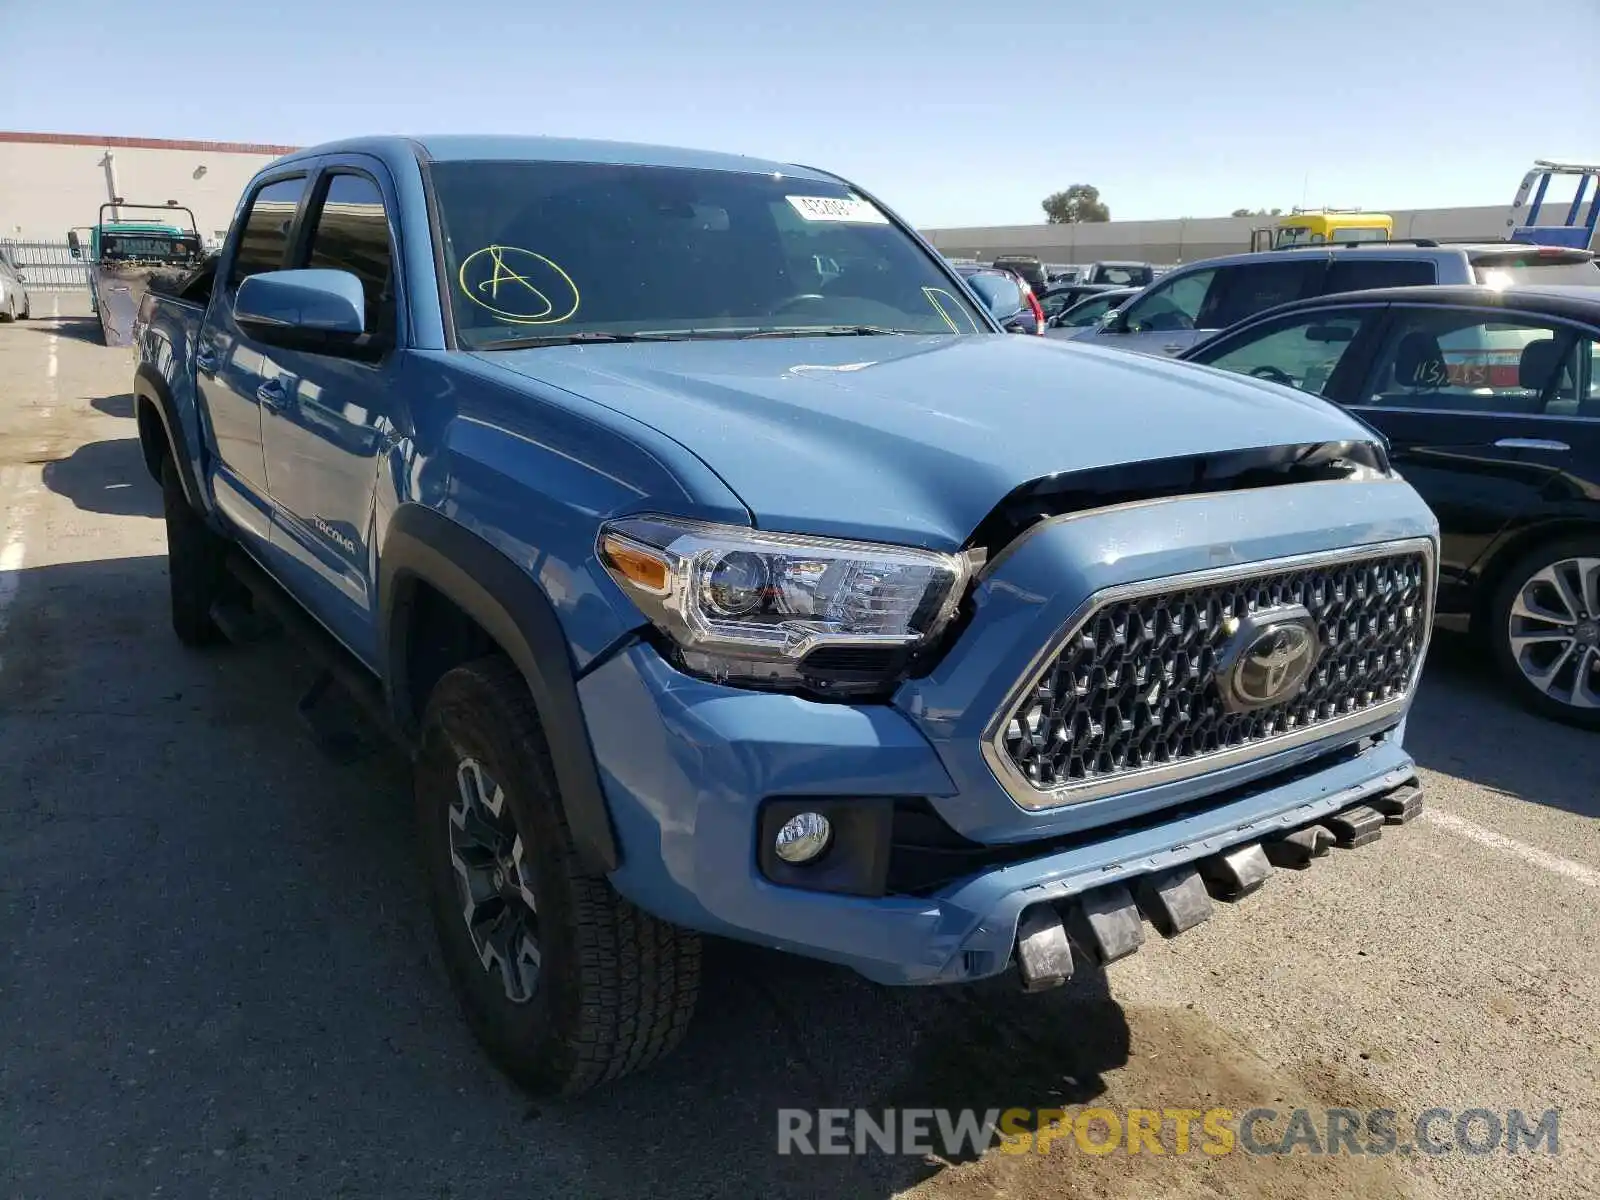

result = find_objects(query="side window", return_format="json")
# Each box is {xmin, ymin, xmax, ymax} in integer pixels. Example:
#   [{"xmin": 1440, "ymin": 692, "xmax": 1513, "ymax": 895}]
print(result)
[
  {"xmin": 1061, "ymin": 295, "xmax": 1117, "ymax": 327},
  {"xmin": 229, "ymin": 177, "xmax": 306, "ymax": 288},
  {"xmin": 304, "ymin": 173, "xmax": 396, "ymax": 340},
  {"xmin": 1123, "ymin": 269, "xmax": 1215, "ymax": 333},
  {"xmin": 1587, "ymin": 341, "xmax": 1600, "ymax": 414},
  {"xmin": 1040, "ymin": 290, "xmax": 1077, "ymax": 319},
  {"xmin": 1199, "ymin": 261, "xmax": 1323, "ymax": 329},
  {"xmin": 1357, "ymin": 308, "xmax": 1583, "ymax": 415},
  {"xmin": 1325, "ymin": 259, "xmax": 1437, "ymax": 292},
  {"xmin": 1198, "ymin": 310, "xmax": 1373, "ymax": 396}
]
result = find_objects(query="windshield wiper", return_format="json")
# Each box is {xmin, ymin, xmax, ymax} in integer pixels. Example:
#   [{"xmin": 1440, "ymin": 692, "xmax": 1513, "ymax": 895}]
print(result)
[
  {"xmin": 740, "ymin": 325, "xmax": 924, "ymax": 339},
  {"xmin": 474, "ymin": 331, "xmax": 688, "ymax": 351}
]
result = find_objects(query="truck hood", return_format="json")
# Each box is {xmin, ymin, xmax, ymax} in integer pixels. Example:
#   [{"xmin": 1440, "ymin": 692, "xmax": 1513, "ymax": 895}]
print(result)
[{"xmin": 474, "ymin": 334, "xmax": 1377, "ymax": 549}]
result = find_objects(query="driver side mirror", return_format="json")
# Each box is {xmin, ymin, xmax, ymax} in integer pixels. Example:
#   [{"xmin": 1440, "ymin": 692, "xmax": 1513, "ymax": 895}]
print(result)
[
  {"xmin": 66, "ymin": 230, "xmax": 81, "ymax": 258},
  {"xmin": 235, "ymin": 268, "xmax": 375, "ymax": 359}
]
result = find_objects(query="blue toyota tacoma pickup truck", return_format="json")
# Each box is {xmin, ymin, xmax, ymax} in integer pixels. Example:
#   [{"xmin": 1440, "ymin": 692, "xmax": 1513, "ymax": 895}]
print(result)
[{"xmin": 134, "ymin": 135, "xmax": 1437, "ymax": 1094}]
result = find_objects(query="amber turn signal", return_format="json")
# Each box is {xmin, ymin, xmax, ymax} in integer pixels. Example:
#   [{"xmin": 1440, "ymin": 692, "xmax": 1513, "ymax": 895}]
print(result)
[{"xmin": 600, "ymin": 534, "xmax": 670, "ymax": 594}]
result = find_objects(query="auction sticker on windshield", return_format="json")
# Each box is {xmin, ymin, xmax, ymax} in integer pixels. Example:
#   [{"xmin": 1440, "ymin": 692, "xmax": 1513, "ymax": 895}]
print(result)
[{"xmin": 786, "ymin": 195, "xmax": 889, "ymax": 224}]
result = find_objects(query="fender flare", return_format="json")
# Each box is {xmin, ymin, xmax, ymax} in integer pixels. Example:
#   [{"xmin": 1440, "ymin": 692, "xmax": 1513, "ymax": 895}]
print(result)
[
  {"xmin": 132, "ymin": 362, "xmax": 205, "ymax": 511},
  {"xmin": 379, "ymin": 505, "xmax": 620, "ymax": 874}
]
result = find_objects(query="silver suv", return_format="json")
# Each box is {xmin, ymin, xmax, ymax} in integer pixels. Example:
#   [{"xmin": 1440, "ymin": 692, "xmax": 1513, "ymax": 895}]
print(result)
[{"xmin": 1082, "ymin": 240, "xmax": 1600, "ymax": 357}]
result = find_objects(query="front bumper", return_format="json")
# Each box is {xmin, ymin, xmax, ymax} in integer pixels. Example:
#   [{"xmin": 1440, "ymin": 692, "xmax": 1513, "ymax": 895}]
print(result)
[{"xmin": 582, "ymin": 480, "xmax": 1439, "ymax": 985}]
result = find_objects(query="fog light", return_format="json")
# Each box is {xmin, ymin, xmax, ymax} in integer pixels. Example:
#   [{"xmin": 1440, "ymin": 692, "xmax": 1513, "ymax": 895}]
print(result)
[{"xmin": 774, "ymin": 812, "xmax": 832, "ymax": 864}]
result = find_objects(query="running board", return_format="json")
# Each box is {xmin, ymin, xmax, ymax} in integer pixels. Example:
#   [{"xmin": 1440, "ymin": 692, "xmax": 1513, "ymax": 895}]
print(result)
[{"xmin": 221, "ymin": 551, "xmax": 409, "ymax": 756}]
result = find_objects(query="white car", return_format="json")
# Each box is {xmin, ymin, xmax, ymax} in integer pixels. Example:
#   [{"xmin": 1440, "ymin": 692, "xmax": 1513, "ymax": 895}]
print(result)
[{"xmin": 0, "ymin": 248, "xmax": 32, "ymax": 321}]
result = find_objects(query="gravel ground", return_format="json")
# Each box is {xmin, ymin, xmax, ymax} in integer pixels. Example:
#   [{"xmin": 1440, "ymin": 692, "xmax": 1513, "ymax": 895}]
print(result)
[{"xmin": 2, "ymin": 296, "xmax": 1596, "ymax": 1200}]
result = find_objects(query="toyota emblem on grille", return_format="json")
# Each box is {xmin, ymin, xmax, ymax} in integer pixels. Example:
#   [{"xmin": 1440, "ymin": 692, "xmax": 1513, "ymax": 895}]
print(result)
[{"xmin": 1217, "ymin": 605, "xmax": 1321, "ymax": 713}]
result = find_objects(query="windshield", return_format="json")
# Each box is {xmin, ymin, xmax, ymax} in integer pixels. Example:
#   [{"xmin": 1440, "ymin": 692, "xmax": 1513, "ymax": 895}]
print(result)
[
  {"xmin": 430, "ymin": 161, "xmax": 986, "ymax": 348},
  {"xmin": 1092, "ymin": 265, "xmax": 1152, "ymax": 286},
  {"xmin": 1273, "ymin": 226, "xmax": 1319, "ymax": 247}
]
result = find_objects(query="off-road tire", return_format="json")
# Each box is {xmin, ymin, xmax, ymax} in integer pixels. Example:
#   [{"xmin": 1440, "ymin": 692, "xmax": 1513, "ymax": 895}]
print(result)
[
  {"xmin": 416, "ymin": 655, "xmax": 700, "ymax": 1094},
  {"xmin": 161, "ymin": 457, "xmax": 225, "ymax": 646},
  {"xmin": 1488, "ymin": 535, "xmax": 1600, "ymax": 730}
]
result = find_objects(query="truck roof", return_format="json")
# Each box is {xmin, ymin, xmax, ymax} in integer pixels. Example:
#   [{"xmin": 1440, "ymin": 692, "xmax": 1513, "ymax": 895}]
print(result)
[{"xmin": 275, "ymin": 135, "xmax": 835, "ymax": 183}]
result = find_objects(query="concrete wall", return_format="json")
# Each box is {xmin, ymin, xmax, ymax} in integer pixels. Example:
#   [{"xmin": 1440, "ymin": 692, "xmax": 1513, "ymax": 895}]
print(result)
[
  {"xmin": 0, "ymin": 133, "xmax": 299, "ymax": 244},
  {"xmin": 922, "ymin": 206, "xmax": 1513, "ymax": 267}
]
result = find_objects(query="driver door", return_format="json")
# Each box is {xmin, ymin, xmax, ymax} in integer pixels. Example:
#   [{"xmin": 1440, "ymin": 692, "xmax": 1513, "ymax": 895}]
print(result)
[{"xmin": 257, "ymin": 163, "xmax": 405, "ymax": 666}]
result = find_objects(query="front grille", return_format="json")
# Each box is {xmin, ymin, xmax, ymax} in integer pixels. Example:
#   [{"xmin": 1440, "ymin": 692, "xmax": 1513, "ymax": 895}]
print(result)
[{"xmin": 995, "ymin": 544, "xmax": 1430, "ymax": 804}]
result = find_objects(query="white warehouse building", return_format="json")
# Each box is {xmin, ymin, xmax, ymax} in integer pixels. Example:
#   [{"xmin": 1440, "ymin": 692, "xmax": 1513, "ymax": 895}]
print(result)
[{"xmin": 0, "ymin": 131, "xmax": 298, "ymax": 245}]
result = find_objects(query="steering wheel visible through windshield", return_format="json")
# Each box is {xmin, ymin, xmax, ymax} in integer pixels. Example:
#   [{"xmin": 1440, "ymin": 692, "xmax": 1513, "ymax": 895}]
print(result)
[{"xmin": 429, "ymin": 160, "xmax": 987, "ymax": 348}]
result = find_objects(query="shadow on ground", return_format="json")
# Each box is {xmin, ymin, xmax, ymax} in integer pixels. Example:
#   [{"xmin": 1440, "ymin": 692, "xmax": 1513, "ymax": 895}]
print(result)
[
  {"xmin": 1405, "ymin": 631, "xmax": 1599, "ymax": 818},
  {"xmin": 41, "ymin": 437, "xmax": 160, "ymax": 519},
  {"xmin": 28, "ymin": 314, "xmax": 106, "ymax": 346},
  {"xmin": 1, "ymin": 554, "xmax": 1131, "ymax": 1200},
  {"xmin": 90, "ymin": 392, "xmax": 135, "ymax": 419}
]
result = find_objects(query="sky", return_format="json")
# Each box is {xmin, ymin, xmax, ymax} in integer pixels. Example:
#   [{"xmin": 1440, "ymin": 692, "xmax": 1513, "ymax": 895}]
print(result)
[{"xmin": 3, "ymin": 0, "xmax": 1597, "ymax": 228}]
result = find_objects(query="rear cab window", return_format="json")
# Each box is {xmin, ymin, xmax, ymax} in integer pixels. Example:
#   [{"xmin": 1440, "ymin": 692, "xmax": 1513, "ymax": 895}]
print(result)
[{"xmin": 1328, "ymin": 227, "xmax": 1391, "ymax": 243}]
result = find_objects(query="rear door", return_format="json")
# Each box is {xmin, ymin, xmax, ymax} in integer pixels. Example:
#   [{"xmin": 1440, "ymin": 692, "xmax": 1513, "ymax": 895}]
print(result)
[
  {"xmin": 257, "ymin": 161, "xmax": 405, "ymax": 666},
  {"xmin": 198, "ymin": 172, "xmax": 310, "ymax": 546},
  {"xmin": 1337, "ymin": 304, "xmax": 1600, "ymax": 617}
]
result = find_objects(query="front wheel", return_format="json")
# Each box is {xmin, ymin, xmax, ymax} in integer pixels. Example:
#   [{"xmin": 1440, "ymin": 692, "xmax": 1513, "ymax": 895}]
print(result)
[
  {"xmin": 416, "ymin": 656, "xmax": 700, "ymax": 1093},
  {"xmin": 1489, "ymin": 538, "xmax": 1600, "ymax": 728}
]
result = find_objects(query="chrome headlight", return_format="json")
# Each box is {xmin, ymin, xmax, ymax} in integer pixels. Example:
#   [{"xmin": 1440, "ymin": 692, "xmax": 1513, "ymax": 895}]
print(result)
[{"xmin": 597, "ymin": 516, "xmax": 969, "ymax": 695}]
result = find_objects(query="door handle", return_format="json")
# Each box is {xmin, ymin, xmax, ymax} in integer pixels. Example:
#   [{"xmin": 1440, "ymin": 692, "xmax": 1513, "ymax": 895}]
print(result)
[
  {"xmin": 1494, "ymin": 437, "xmax": 1570, "ymax": 452},
  {"xmin": 1162, "ymin": 343, "xmax": 1184, "ymax": 354},
  {"xmin": 256, "ymin": 377, "xmax": 288, "ymax": 411},
  {"xmin": 195, "ymin": 347, "xmax": 219, "ymax": 375}
]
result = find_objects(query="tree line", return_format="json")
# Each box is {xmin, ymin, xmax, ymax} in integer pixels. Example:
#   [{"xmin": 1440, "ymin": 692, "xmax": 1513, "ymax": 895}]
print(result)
[{"xmin": 1041, "ymin": 188, "xmax": 1289, "ymax": 224}]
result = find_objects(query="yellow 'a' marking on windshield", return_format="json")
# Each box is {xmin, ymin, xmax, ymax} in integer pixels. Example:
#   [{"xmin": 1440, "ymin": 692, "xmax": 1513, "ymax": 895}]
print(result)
[{"xmin": 458, "ymin": 245, "xmax": 581, "ymax": 324}]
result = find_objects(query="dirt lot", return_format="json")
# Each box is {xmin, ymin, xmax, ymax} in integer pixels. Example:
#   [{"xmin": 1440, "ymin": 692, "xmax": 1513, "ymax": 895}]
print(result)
[{"xmin": 2, "ymin": 296, "xmax": 1597, "ymax": 1200}]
